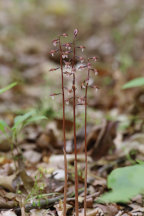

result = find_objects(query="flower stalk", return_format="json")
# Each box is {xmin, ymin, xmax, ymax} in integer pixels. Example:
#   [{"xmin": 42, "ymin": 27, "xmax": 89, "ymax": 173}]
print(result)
[
  {"xmin": 72, "ymin": 34, "xmax": 79, "ymax": 216},
  {"xmin": 49, "ymin": 30, "xmax": 98, "ymax": 216},
  {"xmin": 59, "ymin": 36, "xmax": 67, "ymax": 216},
  {"xmin": 84, "ymin": 66, "xmax": 90, "ymax": 216}
]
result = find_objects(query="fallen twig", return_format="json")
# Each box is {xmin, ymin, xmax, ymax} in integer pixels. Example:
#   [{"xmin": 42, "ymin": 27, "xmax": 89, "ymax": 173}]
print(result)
[
  {"xmin": 14, "ymin": 194, "xmax": 64, "ymax": 214},
  {"xmin": 14, "ymin": 188, "xmax": 84, "ymax": 214}
]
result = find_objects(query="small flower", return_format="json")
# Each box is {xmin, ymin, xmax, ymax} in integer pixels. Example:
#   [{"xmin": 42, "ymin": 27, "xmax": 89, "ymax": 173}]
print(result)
[
  {"xmin": 92, "ymin": 56, "xmax": 98, "ymax": 62},
  {"xmin": 63, "ymin": 71, "xmax": 72, "ymax": 77},
  {"xmin": 87, "ymin": 62, "xmax": 92, "ymax": 69},
  {"xmin": 89, "ymin": 68, "xmax": 98, "ymax": 75},
  {"xmin": 49, "ymin": 49, "xmax": 57, "ymax": 57},
  {"xmin": 77, "ymin": 97, "xmax": 86, "ymax": 105},
  {"xmin": 65, "ymin": 99, "xmax": 70, "ymax": 105},
  {"xmin": 78, "ymin": 56, "xmax": 85, "ymax": 63},
  {"xmin": 89, "ymin": 56, "xmax": 98, "ymax": 62},
  {"xmin": 62, "ymin": 54, "xmax": 68, "ymax": 59},
  {"xmin": 95, "ymin": 87, "xmax": 99, "ymax": 92},
  {"xmin": 64, "ymin": 61, "xmax": 71, "ymax": 69},
  {"xmin": 67, "ymin": 88, "xmax": 73, "ymax": 95},
  {"xmin": 52, "ymin": 39, "xmax": 59, "ymax": 47},
  {"xmin": 78, "ymin": 65, "xmax": 87, "ymax": 71},
  {"xmin": 94, "ymin": 69, "xmax": 98, "ymax": 76},
  {"xmin": 77, "ymin": 97, "xmax": 85, "ymax": 103},
  {"xmin": 62, "ymin": 51, "xmax": 70, "ymax": 59},
  {"xmin": 81, "ymin": 82, "xmax": 86, "ymax": 89},
  {"xmin": 63, "ymin": 43, "xmax": 72, "ymax": 50},
  {"xmin": 77, "ymin": 45, "xmax": 86, "ymax": 52},
  {"xmin": 50, "ymin": 93, "xmax": 61, "ymax": 100},
  {"xmin": 74, "ymin": 29, "xmax": 78, "ymax": 37},
  {"xmin": 49, "ymin": 67, "xmax": 60, "ymax": 72},
  {"xmin": 61, "ymin": 33, "xmax": 68, "ymax": 37},
  {"xmin": 90, "ymin": 85, "xmax": 99, "ymax": 91}
]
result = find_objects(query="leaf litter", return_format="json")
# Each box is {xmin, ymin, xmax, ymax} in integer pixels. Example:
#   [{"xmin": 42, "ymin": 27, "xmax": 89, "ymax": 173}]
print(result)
[{"xmin": 0, "ymin": 0, "xmax": 144, "ymax": 215}]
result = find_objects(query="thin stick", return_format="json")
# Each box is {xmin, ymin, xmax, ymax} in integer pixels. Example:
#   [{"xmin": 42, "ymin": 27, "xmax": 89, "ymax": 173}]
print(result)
[
  {"xmin": 14, "ymin": 188, "xmax": 84, "ymax": 214},
  {"xmin": 84, "ymin": 69, "xmax": 90, "ymax": 216},
  {"xmin": 59, "ymin": 37, "xmax": 67, "ymax": 216},
  {"xmin": 72, "ymin": 39, "xmax": 79, "ymax": 216}
]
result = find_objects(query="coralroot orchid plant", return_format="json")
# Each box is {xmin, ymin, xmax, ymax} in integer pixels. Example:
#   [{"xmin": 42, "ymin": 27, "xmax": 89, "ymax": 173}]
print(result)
[{"xmin": 49, "ymin": 30, "xmax": 98, "ymax": 216}]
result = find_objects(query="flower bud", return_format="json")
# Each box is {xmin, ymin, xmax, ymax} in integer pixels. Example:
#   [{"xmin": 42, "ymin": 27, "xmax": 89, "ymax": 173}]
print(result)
[{"xmin": 74, "ymin": 29, "xmax": 78, "ymax": 37}]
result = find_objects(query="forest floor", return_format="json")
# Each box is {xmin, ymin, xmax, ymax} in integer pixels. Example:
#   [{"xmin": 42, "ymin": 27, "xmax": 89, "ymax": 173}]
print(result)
[{"xmin": 0, "ymin": 0, "xmax": 144, "ymax": 215}]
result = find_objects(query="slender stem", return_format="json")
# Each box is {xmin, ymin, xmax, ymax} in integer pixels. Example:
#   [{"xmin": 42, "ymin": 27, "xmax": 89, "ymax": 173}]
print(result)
[
  {"xmin": 59, "ymin": 38, "xmax": 67, "ymax": 216},
  {"xmin": 84, "ymin": 69, "xmax": 89, "ymax": 216},
  {"xmin": 72, "ymin": 39, "xmax": 79, "ymax": 216}
]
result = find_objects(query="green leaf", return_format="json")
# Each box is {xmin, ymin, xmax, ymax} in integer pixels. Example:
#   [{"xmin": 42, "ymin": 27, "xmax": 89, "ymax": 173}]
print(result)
[
  {"xmin": 13, "ymin": 111, "xmax": 35, "ymax": 128},
  {"xmin": 24, "ymin": 115, "xmax": 47, "ymax": 126},
  {"xmin": 98, "ymin": 165, "xmax": 144, "ymax": 203},
  {"xmin": 122, "ymin": 77, "xmax": 144, "ymax": 89},
  {"xmin": 0, "ymin": 120, "xmax": 9, "ymax": 133},
  {"xmin": 0, "ymin": 82, "xmax": 17, "ymax": 94},
  {"xmin": 12, "ymin": 111, "xmax": 47, "ymax": 135}
]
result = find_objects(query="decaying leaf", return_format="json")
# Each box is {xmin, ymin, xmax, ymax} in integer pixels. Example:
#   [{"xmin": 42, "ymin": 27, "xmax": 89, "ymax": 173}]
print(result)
[
  {"xmin": 0, "ymin": 174, "xmax": 17, "ymax": 192},
  {"xmin": 19, "ymin": 169, "xmax": 34, "ymax": 192},
  {"xmin": 53, "ymin": 169, "xmax": 65, "ymax": 181},
  {"xmin": 49, "ymin": 154, "xmax": 92, "ymax": 166},
  {"xmin": 0, "ymin": 210, "xmax": 17, "ymax": 216},
  {"xmin": 30, "ymin": 209, "xmax": 55, "ymax": 216},
  {"xmin": 54, "ymin": 201, "xmax": 72, "ymax": 216},
  {"xmin": 79, "ymin": 207, "xmax": 105, "ymax": 216},
  {"xmin": 80, "ymin": 121, "xmax": 118, "ymax": 160},
  {"xmin": 23, "ymin": 150, "xmax": 42, "ymax": 164},
  {"xmin": 37, "ymin": 132, "xmax": 58, "ymax": 151}
]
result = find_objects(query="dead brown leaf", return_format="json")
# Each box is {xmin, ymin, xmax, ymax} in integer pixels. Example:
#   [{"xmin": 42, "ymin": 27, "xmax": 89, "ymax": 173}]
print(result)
[
  {"xmin": 0, "ymin": 174, "xmax": 17, "ymax": 192},
  {"xmin": 80, "ymin": 121, "xmax": 118, "ymax": 160}
]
